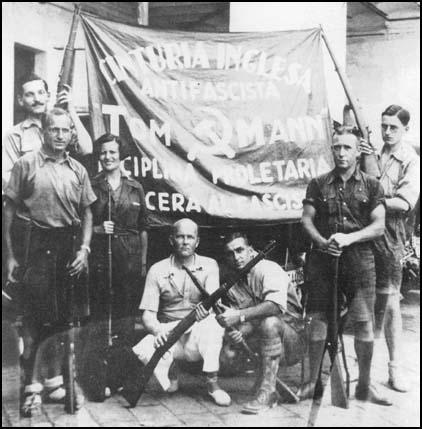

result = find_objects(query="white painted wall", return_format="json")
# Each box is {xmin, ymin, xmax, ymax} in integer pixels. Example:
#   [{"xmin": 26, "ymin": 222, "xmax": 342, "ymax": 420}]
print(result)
[
  {"xmin": 2, "ymin": 2, "xmax": 88, "ymax": 133},
  {"xmin": 229, "ymin": 2, "xmax": 348, "ymax": 123},
  {"xmin": 347, "ymin": 30, "xmax": 420, "ymax": 150}
]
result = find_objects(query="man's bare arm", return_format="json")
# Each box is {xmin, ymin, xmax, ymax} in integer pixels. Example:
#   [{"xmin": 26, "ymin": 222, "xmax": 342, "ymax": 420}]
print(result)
[
  {"xmin": 4, "ymin": 197, "xmax": 19, "ymax": 282},
  {"xmin": 330, "ymin": 204, "xmax": 385, "ymax": 248}
]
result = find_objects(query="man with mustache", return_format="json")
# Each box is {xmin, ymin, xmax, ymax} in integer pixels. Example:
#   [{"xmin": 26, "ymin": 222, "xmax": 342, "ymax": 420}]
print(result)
[
  {"xmin": 360, "ymin": 105, "xmax": 420, "ymax": 392},
  {"xmin": 131, "ymin": 218, "xmax": 231, "ymax": 406},
  {"xmin": 4, "ymin": 108, "xmax": 97, "ymax": 416},
  {"xmin": 2, "ymin": 73, "xmax": 92, "ymax": 193}
]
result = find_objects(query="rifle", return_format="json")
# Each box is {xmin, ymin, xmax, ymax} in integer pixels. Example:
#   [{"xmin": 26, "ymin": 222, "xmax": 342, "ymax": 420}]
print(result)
[
  {"xmin": 182, "ymin": 265, "xmax": 300, "ymax": 403},
  {"xmin": 320, "ymin": 28, "xmax": 380, "ymax": 178},
  {"xmin": 64, "ymin": 230, "xmax": 78, "ymax": 414},
  {"xmin": 121, "ymin": 240, "xmax": 278, "ymax": 408},
  {"xmin": 55, "ymin": 3, "xmax": 81, "ymax": 109}
]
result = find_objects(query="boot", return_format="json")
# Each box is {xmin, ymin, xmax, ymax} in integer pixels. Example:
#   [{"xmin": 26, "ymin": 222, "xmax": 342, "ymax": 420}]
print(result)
[
  {"xmin": 242, "ymin": 355, "xmax": 280, "ymax": 414},
  {"xmin": 388, "ymin": 362, "xmax": 409, "ymax": 392}
]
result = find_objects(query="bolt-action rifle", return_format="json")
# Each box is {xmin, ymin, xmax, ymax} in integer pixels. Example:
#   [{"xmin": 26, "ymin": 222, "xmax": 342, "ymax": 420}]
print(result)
[{"xmin": 121, "ymin": 240, "xmax": 277, "ymax": 408}]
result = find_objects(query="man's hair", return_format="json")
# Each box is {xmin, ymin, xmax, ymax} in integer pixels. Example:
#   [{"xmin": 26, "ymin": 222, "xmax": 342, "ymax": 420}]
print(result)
[
  {"xmin": 223, "ymin": 232, "xmax": 250, "ymax": 247},
  {"xmin": 42, "ymin": 107, "xmax": 73, "ymax": 130},
  {"xmin": 18, "ymin": 72, "xmax": 49, "ymax": 95},
  {"xmin": 94, "ymin": 133, "xmax": 123, "ymax": 157},
  {"xmin": 332, "ymin": 125, "xmax": 362, "ymax": 140},
  {"xmin": 171, "ymin": 218, "xmax": 199, "ymax": 237},
  {"xmin": 382, "ymin": 105, "xmax": 410, "ymax": 126}
]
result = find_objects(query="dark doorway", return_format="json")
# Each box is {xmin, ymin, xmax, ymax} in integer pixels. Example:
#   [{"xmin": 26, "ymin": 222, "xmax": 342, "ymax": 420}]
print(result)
[{"xmin": 14, "ymin": 44, "xmax": 36, "ymax": 124}]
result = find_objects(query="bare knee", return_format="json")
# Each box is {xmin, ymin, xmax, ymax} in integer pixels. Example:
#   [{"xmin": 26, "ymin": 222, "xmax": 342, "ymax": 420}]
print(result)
[
  {"xmin": 259, "ymin": 316, "xmax": 281, "ymax": 337},
  {"xmin": 354, "ymin": 320, "xmax": 374, "ymax": 342}
]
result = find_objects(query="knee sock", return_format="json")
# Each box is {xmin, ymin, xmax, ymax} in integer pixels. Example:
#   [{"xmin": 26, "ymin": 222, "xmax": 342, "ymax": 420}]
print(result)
[{"xmin": 355, "ymin": 340, "xmax": 373, "ymax": 388}]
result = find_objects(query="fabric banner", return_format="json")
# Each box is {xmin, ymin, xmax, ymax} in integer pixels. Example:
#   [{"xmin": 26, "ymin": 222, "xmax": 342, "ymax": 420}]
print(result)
[{"xmin": 81, "ymin": 15, "xmax": 334, "ymax": 226}]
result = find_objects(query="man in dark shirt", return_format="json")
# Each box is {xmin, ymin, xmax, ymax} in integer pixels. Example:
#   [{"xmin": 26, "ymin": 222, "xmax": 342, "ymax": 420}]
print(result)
[
  {"xmin": 301, "ymin": 126, "xmax": 391, "ymax": 405},
  {"xmin": 4, "ymin": 108, "xmax": 97, "ymax": 417}
]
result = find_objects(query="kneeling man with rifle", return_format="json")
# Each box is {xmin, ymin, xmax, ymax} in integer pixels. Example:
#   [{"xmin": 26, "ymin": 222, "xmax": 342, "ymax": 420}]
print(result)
[
  {"xmin": 301, "ymin": 126, "xmax": 391, "ymax": 406},
  {"xmin": 216, "ymin": 232, "xmax": 305, "ymax": 414},
  {"xmin": 131, "ymin": 218, "xmax": 231, "ymax": 406}
]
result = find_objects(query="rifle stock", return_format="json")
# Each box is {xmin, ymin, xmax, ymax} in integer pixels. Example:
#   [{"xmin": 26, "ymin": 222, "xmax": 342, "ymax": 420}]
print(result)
[
  {"xmin": 55, "ymin": 3, "xmax": 81, "ymax": 109},
  {"xmin": 121, "ymin": 240, "xmax": 277, "ymax": 407}
]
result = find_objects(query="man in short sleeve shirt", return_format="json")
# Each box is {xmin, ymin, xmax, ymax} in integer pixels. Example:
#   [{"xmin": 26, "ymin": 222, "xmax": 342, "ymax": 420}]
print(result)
[
  {"xmin": 4, "ymin": 108, "xmax": 96, "ymax": 417},
  {"xmin": 131, "ymin": 218, "xmax": 231, "ymax": 407},
  {"xmin": 216, "ymin": 232, "xmax": 304, "ymax": 414},
  {"xmin": 301, "ymin": 127, "xmax": 391, "ymax": 406},
  {"xmin": 360, "ymin": 105, "xmax": 420, "ymax": 392}
]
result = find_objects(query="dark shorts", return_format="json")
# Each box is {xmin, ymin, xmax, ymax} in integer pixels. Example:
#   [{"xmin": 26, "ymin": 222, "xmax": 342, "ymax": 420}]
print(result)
[
  {"xmin": 305, "ymin": 246, "xmax": 376, "ymax": 323},
  {"xmin": 13, "ymin": 222, "xmax": 89, "ymax": 327},
  {"xmin": 373, "ymin": 235, "xmax": 404, "ymax": 296}
]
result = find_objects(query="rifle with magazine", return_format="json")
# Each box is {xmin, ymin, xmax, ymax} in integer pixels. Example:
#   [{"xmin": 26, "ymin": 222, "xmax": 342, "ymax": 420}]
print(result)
[
  {"xmin": 121, "ymin": 240, "xmax": 277, "ymax": 408},
  {"xmin": 182, "ymin": 264, "xmax": 300, "ymax": 403}
]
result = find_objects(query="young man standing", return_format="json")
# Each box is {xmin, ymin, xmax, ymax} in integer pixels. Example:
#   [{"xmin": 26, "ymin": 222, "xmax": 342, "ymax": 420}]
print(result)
[
  {"xmin": 360, "ymin": 105, "xmax": 420, "ymax": 392},
  {"xmin": 301, "ymin": 127, "xmax": 391, "ymax": 405}
]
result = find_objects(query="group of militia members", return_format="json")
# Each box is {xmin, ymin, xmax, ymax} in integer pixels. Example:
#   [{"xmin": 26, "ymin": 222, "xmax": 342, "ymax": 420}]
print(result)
[{"xmin": 2, "ymin": 74, "xmax": 420, "ymax": 417}]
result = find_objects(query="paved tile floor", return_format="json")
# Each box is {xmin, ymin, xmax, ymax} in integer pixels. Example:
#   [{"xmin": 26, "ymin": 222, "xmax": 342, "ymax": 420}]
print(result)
[{"xmin": 3, "ymin": 291, "xmax": 419, "ymax": 427}]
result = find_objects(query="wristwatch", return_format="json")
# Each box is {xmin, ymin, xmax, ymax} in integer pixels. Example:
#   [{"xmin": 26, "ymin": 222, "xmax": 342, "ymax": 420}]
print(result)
[{"xmin": 239, "ymin": 312, "xmax": 246, "ymax": 323}]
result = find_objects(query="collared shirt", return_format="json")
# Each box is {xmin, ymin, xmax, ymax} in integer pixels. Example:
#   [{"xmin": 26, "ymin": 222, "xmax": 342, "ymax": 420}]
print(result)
[
  {"xmin": 379, "ymin": 142, "xmax": 420, "ymax": 212},
  {"xmin": 5, "ymin": 148, "xmax": 96, "ymax": 228},
  {"xmin": 225, "ymin": 258, "xmax": 289, "ymax": 314},
  {"xmin": 139, "ymin": 254, "xmax": 219, "ymax": 322},
  {"xmin": 2, "ymin": 118, "xmax": 80, "ymax": 192},
  {"xmin": 303, "ymin": 168, "xmax": 385, "ymax": 238},
  {"xmin": 91, "ymin": 172, "xmax": 148, "ymax": 234}
]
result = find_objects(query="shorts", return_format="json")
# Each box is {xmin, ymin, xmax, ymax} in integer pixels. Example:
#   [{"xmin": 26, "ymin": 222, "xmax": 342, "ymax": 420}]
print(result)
[
  {"xmin": 373, "ymin": 235, "xmax": 404, "ymax": 296},
  {"xmin": 305, "ymin": 246, "xmax": 376, "ymax": 323}
]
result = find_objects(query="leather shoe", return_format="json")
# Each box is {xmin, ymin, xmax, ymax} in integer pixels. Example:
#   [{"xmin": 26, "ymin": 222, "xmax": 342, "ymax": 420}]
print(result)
[{"xmin": 355, "ymin": 384, "xmax": 392, "ymax": 406}]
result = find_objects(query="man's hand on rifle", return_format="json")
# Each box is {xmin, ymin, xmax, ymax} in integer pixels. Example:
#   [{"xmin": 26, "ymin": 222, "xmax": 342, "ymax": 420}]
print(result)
[
  {"xmin": 194, "ymin": 303, "xmax": 209, "ymax": 322},
  {"xmin": 57, "ymin": 84, "xmax": 75, "ymax": 111},
  {"xmin": 329, "ymin": 233, "xmax": 353, "ymax": 249},
  {"xmin": 228, "ymin": 329, "xmax": 244, "ymax": 345},
  {"xmin": 6, "ymin": 256, "xmax": 20, "ymax": 283},
  {"xmin": 67, "ymin": 248, "xmax": 89, "ymax": 277},
  {"xmin": 216, "ymin": 304, "xmax": 240, "ymax": 328},
  {"xmin": 153, "ymin": 327, "xmax": 171, "ymax": 349},
  {"xmin": 319, "ymin": 237, "xmax": 343, "ymax": 257},
  {"xmin": 359, "ymin": 139, "xmax": 375, "ymax": 155}
]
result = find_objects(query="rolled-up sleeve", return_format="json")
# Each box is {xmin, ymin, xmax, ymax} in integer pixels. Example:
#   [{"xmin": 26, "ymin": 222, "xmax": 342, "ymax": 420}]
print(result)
[
  {"xmin": 260, "ymin": 262, "xmax": 288, "ymax": 311},
  {"xmin": 396, "ymin": 157, "xmax": 420, "ymax": 211},
  {"xmin": 139, "ymin": 266, "xmax": 160, "ymax": 312},
  {"xmin": 368, "ymin": 177, "xmax": 386, "ymax": 213},
  {"xmin": 203, "ymin": 259, "xmax": 220, "ymax": 295},
  {"xmin": 80, "ymin": 169, "xmax": 97, "ymax": 208},
  {"xmin": 303, "ymin": 179, "xmax": 319, "ymax": 208},
  {"xmin": 2, "ymin": 132, "xmax": 21, "ymax": 193},
  {"xmin": 4, "ymin": 158, "xmax": 26, "ymax": 203}
]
